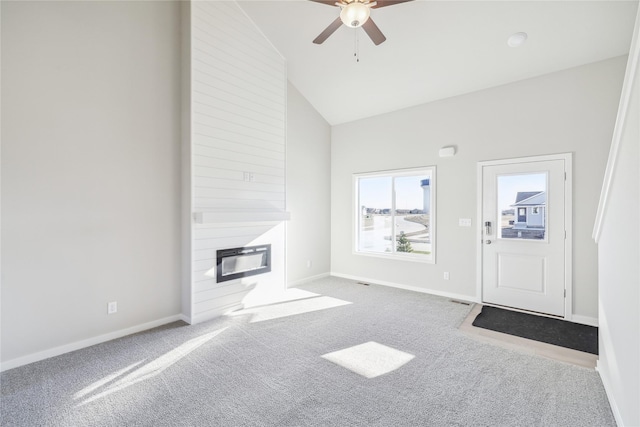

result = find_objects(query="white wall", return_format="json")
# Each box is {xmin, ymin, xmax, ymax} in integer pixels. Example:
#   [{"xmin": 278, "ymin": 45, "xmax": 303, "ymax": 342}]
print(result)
[
  {"xmin": 187, "ymin": 2, "xmax": 287, "ymax": 323},
  {"xmin": 596, "ymin": 19, "xmax": 640, "ymax": 425},
  {"xmin": 286, "ymin": 82, "xmax": 331, "ymax": 286},
  {"xmin": 1, "ymin": 1, "xmax": 182, "ymax": 366},
  {"xmin": 331, "ymin": 57, "xmax": 626, "ymax": 320}
]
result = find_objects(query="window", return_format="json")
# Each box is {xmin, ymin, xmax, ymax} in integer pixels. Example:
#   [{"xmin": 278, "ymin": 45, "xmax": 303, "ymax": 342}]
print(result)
[
  {"xmin": 354, "ymin": 167, "xmax": 435, "ymax": 262},
  {"xmin": 497, "ymin": 172, "xmax": 547, "ymax": 240}
]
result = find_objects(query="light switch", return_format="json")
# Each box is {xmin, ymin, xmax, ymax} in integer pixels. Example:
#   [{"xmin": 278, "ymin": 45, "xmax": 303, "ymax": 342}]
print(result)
[{"xmin": 459, "ymin": 218, "xmax": 472, "ymax": 227}]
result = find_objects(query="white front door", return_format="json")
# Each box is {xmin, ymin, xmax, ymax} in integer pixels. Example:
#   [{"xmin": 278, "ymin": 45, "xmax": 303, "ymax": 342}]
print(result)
[{"xmin": 480, "ymin": 155, "xmax": 570, "ymax": 317}]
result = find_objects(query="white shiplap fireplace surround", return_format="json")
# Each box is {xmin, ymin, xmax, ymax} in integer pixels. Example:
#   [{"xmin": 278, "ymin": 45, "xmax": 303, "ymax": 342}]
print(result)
[{"xmin": 182, "ymin": 1, "xmax": 289, "ymax": 324}]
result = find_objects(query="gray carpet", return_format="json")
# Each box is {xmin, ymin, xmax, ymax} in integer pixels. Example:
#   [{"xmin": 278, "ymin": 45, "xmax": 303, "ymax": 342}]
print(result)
[{"xmin": 0, "ymin": 277, "xmax": 615, "ymax": 426}]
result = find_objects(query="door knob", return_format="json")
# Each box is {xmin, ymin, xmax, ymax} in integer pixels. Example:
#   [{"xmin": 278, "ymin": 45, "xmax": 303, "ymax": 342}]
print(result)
[{"xmin": 485, "ymin": 240, "xmax": 492, "ymax": 245}]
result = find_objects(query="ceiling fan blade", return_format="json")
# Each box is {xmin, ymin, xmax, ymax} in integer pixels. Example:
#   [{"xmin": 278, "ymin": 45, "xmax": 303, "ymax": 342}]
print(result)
[
  {"xmin": 313, "ymin": 17, "xmax": 343, "ymax": 44},
  {"xmin": 370, "ymin": 0, "xmax": 413, "ymax": 9},
  {"xmin": 362, "ymin": 18, "xmax": 386, "ymax": 45},
  {"xmin": 308, "ymin": 0, "xmax": 339, "ymax": 5}
]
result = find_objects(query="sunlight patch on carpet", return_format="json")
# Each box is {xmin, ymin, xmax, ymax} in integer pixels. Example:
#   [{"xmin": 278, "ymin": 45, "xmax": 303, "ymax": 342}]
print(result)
[
  {"xmin": 73, "ymin": 360, "xmax": 145, "ymax": 400},
  {"xmin": 321, "ymin": 341, "xmax": 415, "ymax": 379},
  {"xmin": 75, "ymin": 328, "xmax": 227, "ymax": 406},
  {"xmin": 241, "ymin": 287, "xmax": 321, "ymax": 309},
  {"xmin": 229, "ymin": 296, "xmax": 351, "ymax": 323}
]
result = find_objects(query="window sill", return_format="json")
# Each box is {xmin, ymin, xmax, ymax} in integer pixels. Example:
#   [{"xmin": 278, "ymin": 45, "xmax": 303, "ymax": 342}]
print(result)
[{"xmin": 353, "ymin": 250, "xmax": 435, "ymax": 264}]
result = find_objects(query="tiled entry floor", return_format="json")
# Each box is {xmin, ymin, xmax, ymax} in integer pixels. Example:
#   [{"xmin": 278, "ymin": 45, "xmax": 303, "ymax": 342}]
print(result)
[{"xmin": 459, "ymin": 304, "xmax": 598, "ymax": 369}]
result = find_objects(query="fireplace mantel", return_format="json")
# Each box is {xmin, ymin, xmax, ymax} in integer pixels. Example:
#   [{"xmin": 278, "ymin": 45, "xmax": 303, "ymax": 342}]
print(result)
[{"xmin": 193, "ymin": 211, "xmax": 291, "ymax": 224}]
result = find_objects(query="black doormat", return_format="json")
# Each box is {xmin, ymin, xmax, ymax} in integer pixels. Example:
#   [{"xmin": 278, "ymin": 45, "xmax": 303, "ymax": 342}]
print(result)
[{"xmin": 472, "ymin": 306, "xmax": 598, "ymax": 355}]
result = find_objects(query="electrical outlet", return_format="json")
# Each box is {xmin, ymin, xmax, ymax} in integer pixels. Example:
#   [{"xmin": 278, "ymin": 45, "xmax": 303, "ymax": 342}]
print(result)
[
  {"xmin": 107, "ymin": 301, "xmax": 118, "ymax": 314},
  {"xmin": 444, "ymin": 272, "xmax": 450, "ymax": 280}
]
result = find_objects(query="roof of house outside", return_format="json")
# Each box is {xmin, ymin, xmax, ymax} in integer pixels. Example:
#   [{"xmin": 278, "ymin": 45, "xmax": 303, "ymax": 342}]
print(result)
[{"xmin": 512, "ymin": 191, "xmax": 546, "ymax": 206}]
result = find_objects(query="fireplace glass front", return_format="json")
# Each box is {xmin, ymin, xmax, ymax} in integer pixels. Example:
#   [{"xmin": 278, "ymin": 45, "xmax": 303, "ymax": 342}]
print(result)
[{"xmin": 216, "ymin": 245, "xmax": 271, "ymax": 283}]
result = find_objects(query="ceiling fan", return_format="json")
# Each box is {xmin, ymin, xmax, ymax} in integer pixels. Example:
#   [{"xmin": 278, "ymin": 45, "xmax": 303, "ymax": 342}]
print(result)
[{"xmin": 310, "ymin": 0, "xmax": 413, "ymax": 46}]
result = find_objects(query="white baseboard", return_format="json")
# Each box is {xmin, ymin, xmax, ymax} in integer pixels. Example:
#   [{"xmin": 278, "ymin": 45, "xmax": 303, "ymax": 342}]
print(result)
[
  {"xmin": 0, "ymin": 314, "xmax": 185, "ymax": 372},
  {"xmin": 287, "ymin": 272, "xmax": 331, "ymax": 288},
  {"xmin": 596, "ymin": 360, "xmax": 624, "ymax": 426},
  {"xmin": 569, "ymin": 314, "xmax": 599, "ymax": 327},
  {"xmin": 330, "ymin": 272, "xmax": 478, "ymax": 304}
]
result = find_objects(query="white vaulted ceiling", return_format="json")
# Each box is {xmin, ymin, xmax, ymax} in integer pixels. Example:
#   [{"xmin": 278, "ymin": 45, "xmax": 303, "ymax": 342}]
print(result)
[{"xmin": 238, "ymin": 0, "xmax": 638, "ymax": 125}]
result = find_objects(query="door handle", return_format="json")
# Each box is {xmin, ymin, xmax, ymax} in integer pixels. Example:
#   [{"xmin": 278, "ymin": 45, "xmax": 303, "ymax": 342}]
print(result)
[
  {"xmin": 484, "ymin": 221, "xmax": 492, "ymax": 235},
  {"xmin": 485, "ymin": 240, "xmax": 492, "ymax": 245}
]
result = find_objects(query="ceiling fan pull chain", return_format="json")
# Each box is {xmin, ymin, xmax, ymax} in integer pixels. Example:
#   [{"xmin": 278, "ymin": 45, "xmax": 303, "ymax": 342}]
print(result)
[{"xmin": 354, "ymin": 29, "xmax": 360, "ymax": 63}]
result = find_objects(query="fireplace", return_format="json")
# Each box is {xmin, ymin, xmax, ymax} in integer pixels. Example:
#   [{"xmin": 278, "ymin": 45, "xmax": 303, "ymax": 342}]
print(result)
[{"xmin": 216, "ymin": 244, "xmax": 271, "ymax": 283}]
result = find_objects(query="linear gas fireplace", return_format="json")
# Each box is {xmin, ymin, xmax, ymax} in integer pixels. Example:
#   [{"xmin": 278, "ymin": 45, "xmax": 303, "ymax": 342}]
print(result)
[{"xmin": 216, "ymin": 244, "xmax": 271, "ymax": 283}]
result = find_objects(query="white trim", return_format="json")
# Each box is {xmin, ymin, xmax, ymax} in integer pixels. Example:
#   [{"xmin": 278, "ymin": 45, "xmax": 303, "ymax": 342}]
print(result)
[
  {"xmin": 476, "ymin": 164, "xmax": 484, "ymax": 312},
  {"xmin": 287, "ymin": 272, "xmax": 331, "ymax": 288},
  {"xmin": 564, "ymin": 154, "xmax": 574, "ymax": 321},
  {"xmin": 193, "ymin": 211, "xmax": 291, "ymax": 224},
  {"xmin": 330, "ymin": 272, "xmax": 478, "ymax": 304},
  {"xmin": 476, "ymin": 153, "xmax": 573, "ymax": 320},
  {"xmin": 0, "ymin": 2, "xmax": 3, "ymax": 376},
  {"xmin": 349, "ymin": 250, "xmax": 435, "ymax": 264},
  {"xmin": 570, "ymin": 314, "xmax": 598, "ymax": 327},
  {"xmin": 283, "ymin": 51, "xmax": 289, "ymax": 296},
  {"xmin": 0, "ymin": 314, "xmax": 185, "ymax": 372},
  {"xmin": 593, "ymin": 5, "xmax": 640, "ymax": 243},
  {"xmin": 596, "ymin": 361, "xmax": 624, "ymax": 426}
]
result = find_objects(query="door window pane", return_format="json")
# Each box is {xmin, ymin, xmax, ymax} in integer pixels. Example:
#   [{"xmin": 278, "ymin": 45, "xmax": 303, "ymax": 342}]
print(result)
[{"xmin": 497, "ymin": 173, "xmax": 547, "ymax": 240}]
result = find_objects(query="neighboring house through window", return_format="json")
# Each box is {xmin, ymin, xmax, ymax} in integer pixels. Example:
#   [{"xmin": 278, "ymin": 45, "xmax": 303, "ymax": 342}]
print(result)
[
  {"xmin": 353, "ymin": 167, "xmax": 435, "ymax": 263},
  {"xmin": 511, "ymin": 191, "xmax": 546, "ymax": 230}
]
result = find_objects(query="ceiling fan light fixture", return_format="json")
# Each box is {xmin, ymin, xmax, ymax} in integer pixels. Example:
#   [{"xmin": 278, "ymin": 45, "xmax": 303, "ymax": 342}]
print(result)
[{"xmin": 340, "ymin": 2, "xmax": 370, "ymax": 28}]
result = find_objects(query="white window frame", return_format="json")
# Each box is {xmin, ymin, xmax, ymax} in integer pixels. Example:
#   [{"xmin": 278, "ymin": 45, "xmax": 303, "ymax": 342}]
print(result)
[{"xmin": 352, "ymin": 166, "xmax": 436, "ymax": 264}]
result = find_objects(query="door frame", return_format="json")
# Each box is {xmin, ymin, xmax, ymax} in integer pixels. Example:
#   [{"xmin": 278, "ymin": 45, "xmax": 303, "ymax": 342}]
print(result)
[{"xmin": 476, "ymin": 153, "xmax": 573, "ymax": 320}]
